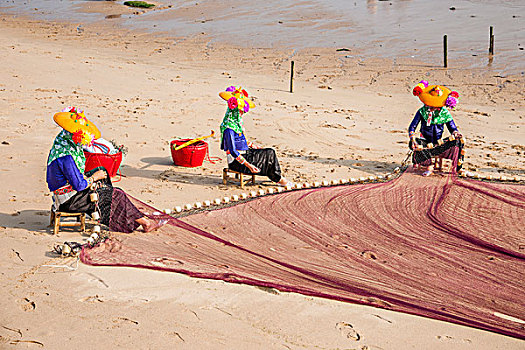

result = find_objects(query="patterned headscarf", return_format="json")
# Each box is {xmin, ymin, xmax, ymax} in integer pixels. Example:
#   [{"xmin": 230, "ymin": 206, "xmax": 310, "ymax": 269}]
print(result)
[
  {"xmin": 47, "ymin": 129, "xmax": 86, "ymax": 172},
  {"xmin": 220, "ymin": 107, "xmax": 244, "ymax": 143},
  {"xmin": 419, "ymin": 106, "xmax": 453, "ymax": 126}
]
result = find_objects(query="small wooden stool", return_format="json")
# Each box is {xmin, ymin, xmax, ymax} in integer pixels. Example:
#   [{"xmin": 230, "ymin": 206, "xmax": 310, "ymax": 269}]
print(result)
[
  {"xmin": 223, "ymin": 168, "xmax": 256, "ymax": 189},
  {"xmin": 50, "ymin": 211, "xmax": 86, "ymax": 235},
  {"xmin": 432, "ymin": 156, "xmax": 444, "ymax": 171}
]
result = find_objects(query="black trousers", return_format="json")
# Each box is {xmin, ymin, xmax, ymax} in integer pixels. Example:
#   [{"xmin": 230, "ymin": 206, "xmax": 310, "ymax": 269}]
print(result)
[
  {"xmin": 58, "ymin": 167, "xmax": 113, "ymax": 225},
  {"xmin": 228, "ymin": 148, "xmax": 282, "ymax": 183},
  {"xmin": 409, "ymin": 138, "xmax": 464, "ymax": 171}
]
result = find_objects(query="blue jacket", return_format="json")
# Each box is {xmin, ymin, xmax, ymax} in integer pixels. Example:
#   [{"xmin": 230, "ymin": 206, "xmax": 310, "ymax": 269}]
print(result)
[
  {"xmin": 408, "ymin": 110, "xmax": 458, "ymax": 144},
  {"xmin": 221, "ymin": 128, "xmax": 248, "ymax": 159},
  {"xmin": 46, "ymin": 155, "xmax": 88, "ymax": 192}
]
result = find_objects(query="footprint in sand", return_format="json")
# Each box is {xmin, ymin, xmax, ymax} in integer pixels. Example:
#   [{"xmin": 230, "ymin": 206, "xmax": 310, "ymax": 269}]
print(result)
[
  {"xmin": 79, "ymin": 295, "xmax": 104, "ymax": 303},
  {"xmin": 112, "ymin": 317, "xmax": 139, "ymax": 327},
  {"xmin": 436, "ymin": 335, "xmax": 472, "ymax": 344},
  {"xmin": 18, "ymin": 298, "xmax": 36, "ymax": 312},
  {"xmin": 335, "ymin": 322, "xmax": 360, "ymax": 341}
]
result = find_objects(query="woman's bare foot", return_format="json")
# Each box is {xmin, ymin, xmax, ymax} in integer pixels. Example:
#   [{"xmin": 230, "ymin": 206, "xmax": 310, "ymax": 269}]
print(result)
[
  {"xmin": 422, "ymin": 165, "xmax": 434, "ymax": 177},
  {"xmin": 277, "ymin": 177, "xmax": 294, "ymax": 187},
  {"xmin": 136, "ymin": 217, "xmax": 168, "ymax": 233}
]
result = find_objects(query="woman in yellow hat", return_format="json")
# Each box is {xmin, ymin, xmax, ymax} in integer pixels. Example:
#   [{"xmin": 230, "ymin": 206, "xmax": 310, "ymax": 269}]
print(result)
[
  {"xmin": 408, "ymin": 81, "xmax": 463, "ymax": 176},
  {"xmin": 46, "ymin": 107, "xmax": 165, "ymax": 233},
  {"xmin": 219, "ymin": 86, "xmax": 292, "ymax": 186}
]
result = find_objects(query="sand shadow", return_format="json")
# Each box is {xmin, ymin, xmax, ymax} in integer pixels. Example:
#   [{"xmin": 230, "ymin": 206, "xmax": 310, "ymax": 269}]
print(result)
[
  {"xmin": 121, "ymin": 164, "xmax": 225, "ymax": 186},
  {"xmin": 127, "ymin": 155, "xmax": 398, "ymax": 185},
  {"xmin": 139, "ymin": 156, "xmax": 174, "ymax": 168},
  {"xmin": 282, "ymin": 153, "xmax": 402, "ymax": 175},
  {"xmin": 0, "ymin": 209, "xmax": 97, "ymax": 236},
  {"xmin": 44, "ymin": 251, "xmax": 61, "ymax": 258},
  {"xmin": 0, "ymin": 209, "xmax": 54, "ymax": 234},
  {"xmin": 472, "ymin": 167, "xmax": 524, "ymax": 175},
  {"xmin": 392, "ymin": 63, "xmax": 440, "ymax": 69},
  {"xmin": 251, "ymin": 86, "xmax": 290, "ymax": 93}
]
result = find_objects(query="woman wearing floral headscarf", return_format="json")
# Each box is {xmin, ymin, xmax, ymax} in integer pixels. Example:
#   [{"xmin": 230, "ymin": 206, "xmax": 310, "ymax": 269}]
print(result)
[
  {"xmin": 408, "ymin": 81, "xmax": 462, "ymax": 176},
  {"xmin": 46, "ymin": 107, "xmax": 165, "ymax": 233},
  {"xmin": 219, "ymin": 86, "xmax": 292, "ymax": 186}
]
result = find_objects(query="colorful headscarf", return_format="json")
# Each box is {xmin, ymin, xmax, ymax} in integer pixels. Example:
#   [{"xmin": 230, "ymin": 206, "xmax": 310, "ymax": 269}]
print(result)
[
  {"xmin": 419, "ymin": 106, "xmax": 453, "ymax": 126},
  {"xmin": 220, "ymin": 107, "xmax": 244, "ymax": 143},
  {"xmin": 47, "ymin": 129, "xmax": 86, "ymax": 172}
]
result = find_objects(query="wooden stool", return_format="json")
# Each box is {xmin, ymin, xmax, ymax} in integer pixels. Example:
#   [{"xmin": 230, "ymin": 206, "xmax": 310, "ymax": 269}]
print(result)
[
  {"xmin": 223, "ymin": 168, "xmax": 256, "ymax": 189},
  {"xmin": 50, "ymin": 211, "xmax": 86, "ymax": 235}
]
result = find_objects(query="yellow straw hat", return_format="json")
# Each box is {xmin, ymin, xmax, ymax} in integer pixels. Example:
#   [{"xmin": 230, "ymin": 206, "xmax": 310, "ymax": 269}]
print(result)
[
  {"xmin": 219, "ymin": 86, "xmax": 255, "ymax": 112},
  {"xmin": 53, "ymin": 107, "xmax": 100, "ymax": 144},
  {"xmin": 413, "ymin": 81, "xmax": 459, "ymax": 109}
]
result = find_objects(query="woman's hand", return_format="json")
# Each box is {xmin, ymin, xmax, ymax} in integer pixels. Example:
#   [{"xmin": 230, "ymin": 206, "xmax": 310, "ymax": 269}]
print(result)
[
  {"xmin": 92, "ymin": 170, "xmax": 107, "ymax": 182},
  {"xmin": 246, "ymin": 163, "xmax": 261, "ymax": 174},
  {"xmin": 248, "ymin": 141, "xmax": 260, "ymax": 149},
  {"xmin": 409, "ymin": 136, "xmax": 417, "ymax": 150}
]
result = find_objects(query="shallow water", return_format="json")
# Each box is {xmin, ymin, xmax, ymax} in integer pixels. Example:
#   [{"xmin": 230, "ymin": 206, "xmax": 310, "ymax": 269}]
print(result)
[{"xmin": 1, "ymin": 0, "xmax": 524, "ymax": 73}]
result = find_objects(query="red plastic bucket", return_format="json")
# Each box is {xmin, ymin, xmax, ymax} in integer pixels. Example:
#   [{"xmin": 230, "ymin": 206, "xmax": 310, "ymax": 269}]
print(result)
[
  {"xmin": 170, "ymin": 139, "xmax": 208, "ymax": 167},
  {"xmin": 84, "ymin": 151, "xmax": 123, "ymax": 177}
]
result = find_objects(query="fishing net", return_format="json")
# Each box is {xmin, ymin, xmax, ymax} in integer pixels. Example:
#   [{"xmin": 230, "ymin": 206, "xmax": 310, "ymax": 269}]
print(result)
[{"xmin": 81, "ymin": 149, "xmax": 525, "ymax": 339}]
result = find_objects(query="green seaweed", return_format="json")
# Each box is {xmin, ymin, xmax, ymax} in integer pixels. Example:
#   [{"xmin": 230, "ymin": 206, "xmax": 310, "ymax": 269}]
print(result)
[{"xmin": 123, "ymin": 1, "xmax": 155, "ymax": 8}]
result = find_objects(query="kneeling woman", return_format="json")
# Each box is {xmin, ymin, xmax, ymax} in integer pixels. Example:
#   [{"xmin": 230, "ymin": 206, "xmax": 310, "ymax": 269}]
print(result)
[
  {"xmin": 46, "ymin": 108, "xmax": 164, "ymax": 233},
  {"xmin": 219, "ymin": 86, "xmax": 291, "ymax": 186}
]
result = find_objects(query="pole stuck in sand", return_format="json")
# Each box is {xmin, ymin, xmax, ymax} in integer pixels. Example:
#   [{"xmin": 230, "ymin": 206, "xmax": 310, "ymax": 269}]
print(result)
[
  {"xmin": 443, "ymin": 35, "xmax": 448, "ymax": 68},
  {"xmin": 290, "ymin": 60, "xmax": 295, "ymax": 93},
  {"xmin": 489, "ymin": 26, "xmax": 494, "ymax": 56}
]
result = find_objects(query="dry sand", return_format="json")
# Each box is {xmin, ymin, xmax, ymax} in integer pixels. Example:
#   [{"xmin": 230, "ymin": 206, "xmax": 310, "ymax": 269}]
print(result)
[{"xmin": 0, "ymin": 11, "xmax": 524, "ymax": 350}]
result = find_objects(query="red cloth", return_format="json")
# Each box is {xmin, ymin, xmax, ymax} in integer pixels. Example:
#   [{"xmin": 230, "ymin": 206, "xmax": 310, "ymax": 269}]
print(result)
[{"xmin": 107, "ymin": 188, "xmax": 142, "ymax": 233}]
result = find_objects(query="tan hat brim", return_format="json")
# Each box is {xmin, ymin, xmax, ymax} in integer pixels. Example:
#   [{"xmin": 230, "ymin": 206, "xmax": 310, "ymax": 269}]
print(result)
[{"xmin": 418, "ymin": 85, "xmax": 451, "ymax": 108}]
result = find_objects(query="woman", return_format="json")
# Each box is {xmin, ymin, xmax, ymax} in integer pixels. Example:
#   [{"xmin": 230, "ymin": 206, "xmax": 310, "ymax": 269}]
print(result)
[
  {"xmin": 46, "ymin": 107, "xmax": 164, "ymax": 233},
  {"xmin": 408, "ymin": 81, "xmax": 462, "ymax": 176},
  {"xmin": 219, "ymin": 86, "xmax": 292, "ymax": 186}
]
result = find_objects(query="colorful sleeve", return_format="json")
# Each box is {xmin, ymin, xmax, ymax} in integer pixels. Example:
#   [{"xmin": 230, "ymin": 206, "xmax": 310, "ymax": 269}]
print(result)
[
  {"xmin": 222, "ymin": 128, "xmax": 240, "ymax": 158},
  {"xmin": 57, "ymin": 155, "xmax": 88, "ymax": 191}
]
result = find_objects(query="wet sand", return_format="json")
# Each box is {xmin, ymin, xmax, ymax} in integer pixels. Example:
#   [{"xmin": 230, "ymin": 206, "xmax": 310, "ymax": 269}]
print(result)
[{"xmin": 1, "ymin": 0, "xmax": 524, "ymax": 73}]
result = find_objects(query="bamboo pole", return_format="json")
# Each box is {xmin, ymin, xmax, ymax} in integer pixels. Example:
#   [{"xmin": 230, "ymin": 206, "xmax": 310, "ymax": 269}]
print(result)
[
  {"xmin": 289, "ymin": 60, "xmax": 294, "ymax": 93},
  {"xmin": 443, "ymin": 35, "xmax": 448, "ymax": 68},
  {"xmin": 489, "ymin": 26, "xmax": 494, "ymax": 55}
]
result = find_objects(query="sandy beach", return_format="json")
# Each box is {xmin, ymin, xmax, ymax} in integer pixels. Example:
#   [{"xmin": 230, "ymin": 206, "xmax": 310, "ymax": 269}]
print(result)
[{"xmin": 0, "ymin": 2, "xmax": 524, "ymax": 349}]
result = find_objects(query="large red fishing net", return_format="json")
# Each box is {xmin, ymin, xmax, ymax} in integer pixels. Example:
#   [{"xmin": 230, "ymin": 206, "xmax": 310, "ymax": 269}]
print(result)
[{"xmin": 81, "ymin": 166, "xmax": 525, "ymax": 339}]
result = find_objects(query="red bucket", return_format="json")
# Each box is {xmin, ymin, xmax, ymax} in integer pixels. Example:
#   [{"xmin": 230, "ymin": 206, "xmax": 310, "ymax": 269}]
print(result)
[
  {"xmin": 170, "ymin": 139, "xmax": 208, "ymax": 167},
  {"xmin": 84, "ymin": 151, "xmax": 123, "ymax": 177}
]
